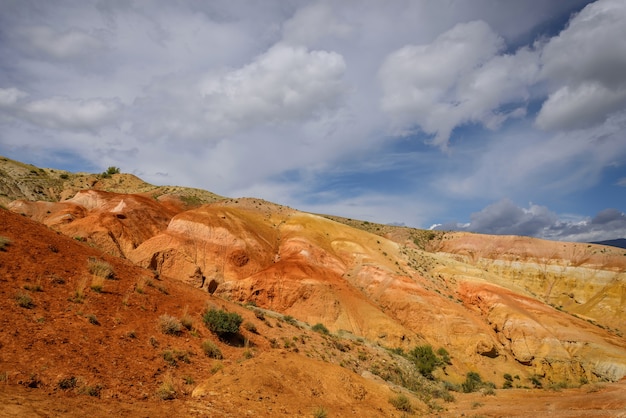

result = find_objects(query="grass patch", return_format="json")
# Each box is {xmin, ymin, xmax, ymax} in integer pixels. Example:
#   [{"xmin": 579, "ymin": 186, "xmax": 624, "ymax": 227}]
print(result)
[
  {"xmin": 201, "ymin": 340, "xmax": 223, "ymax": 359},
  {"xmin": 389, "ymin": 393, "xmax": 413, "ymax": 412},
  {"xmin": 313, "ymin": 406, "xmax": 328, "ymax": 418},
  {"xmin": 88, "ymin": 258, "xmax": 115, "ymax": 279},
  {"xmin": 15, "ymin": 291, "xmax": 34, "ymax": 309},
  {"xmin": 70, "ymin": 278, "xmax": 87, "ymax": 303},
  {"xmin": 162, "ymin": 349, "xmax": 191, "ymax": 367},
  {"xmin": 156, "ymin": 375, "xmax": 176, "ymax": 400},
  {"xmin": 159, "ymin": 314, "xmax": 183, "ymax": 336}
]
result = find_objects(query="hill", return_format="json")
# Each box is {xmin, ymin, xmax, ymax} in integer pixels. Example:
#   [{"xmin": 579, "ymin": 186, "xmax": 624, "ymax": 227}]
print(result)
[{"xmin": 1, "ymin": 155, "xmax": 626, "ymax": 416}]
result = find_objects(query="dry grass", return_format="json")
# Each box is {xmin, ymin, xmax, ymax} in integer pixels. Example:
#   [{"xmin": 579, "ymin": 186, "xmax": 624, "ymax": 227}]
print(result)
[
  {"xmin": 87, "ymin": 257, "xmax": 115, "ymax": 279},
  {"xmin": 155, "ymin": 373, "xmax": 177, "ymax": 400},
  {"xmin": 159, "ymin": 314, "xmax": 183, "ymax": 336}
]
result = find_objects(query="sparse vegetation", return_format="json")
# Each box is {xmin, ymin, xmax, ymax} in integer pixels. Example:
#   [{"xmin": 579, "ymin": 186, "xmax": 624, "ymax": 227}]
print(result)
[
  {"xmin": 57, "ymin": 376, "xmax": 78, "ymax": 390},
  {"xmin": 88, "ymin": 258, "xmax": 115, "ymax": 279},
  {"xmin": 243, "ymin": 321, "xmax": 258, "ymax": 334},
  {"xmin": 312, "ymin": 323, "xmax": 330, "ymax": 335},
  {"xmin": 162, "ymin": 349, "xmax": 190, "ymax": 367},
  {"xmin": 15, "ymin": 291, "xmax": 34, "ymax": 309},
  {"xmin": 159, "ymin": 314, "xmax": 183, "ymax": 336},
  {"xmin": 0, "ymin": 236, "xmax": 11, "ymax": 251},
  {"xmin": 202, "ymin": 308, "xmax": 242, "ymax": 337},
  {"xmin": 283, "ymin": 315, "xmax": 297, "ymax": 326},
  {"xmin": 407, "ymin": 345, "xmax": 443, "ymax": 378},
  {"xmin": 101, "ymin": 166, "xmax": 120, "ymax": 178},
  {"xmin": 156, "ymin": 375, "xmax": 176, "ymax": 400},
  {"xmin": 201, "ymin": 340, "xmax": 223, "ymax": 359},
  {"xmin": 90, "ymin": 275, "xmax": 104, "ymax": 293},
  {"xmin": 313, "ymin": 406, "xmax": 328, "ymax": 418},
  {"xmin": 70, "ymin": 278, "xmax": 87, "ymax": 303},
  {"xmin": 389, "ymin": 393, "xmax": 413, "ymax": 412},
  {"xmin": 87, "ymin": 314, "xmax": 100, "ymax": 325},
  {"xmin": 461, "ymin": 371, "xmax": 495, "ymax": 394}
]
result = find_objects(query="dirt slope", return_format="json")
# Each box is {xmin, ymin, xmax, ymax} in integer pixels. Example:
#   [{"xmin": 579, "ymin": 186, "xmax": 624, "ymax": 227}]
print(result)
[{"xmin": 3, "ymin": 156, "xmax": 626, "ymax": 416}]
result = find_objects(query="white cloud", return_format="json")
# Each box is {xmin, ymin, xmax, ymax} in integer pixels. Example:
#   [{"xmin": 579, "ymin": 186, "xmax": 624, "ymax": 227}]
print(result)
[
  {"xmin": 20, "ymin": 96, "xmax": 122, "ymax": 132},
  {"xmin": 536, "ymin": 82, "xmax": 626, "ymax": 130},
  {"xmin": 199, "ymin": 43, "xmax": 347, "ymax": 134},
  {"xmin": 17, "ymin": 26, "xmax": 105, "ymax": 60},
  {"xmin": 0, "ymin": 87, "xmax": 29, "ymax": 107},
  {"xmin": 128, "ymin": 43, "xmax": 346, "ymax": 144},
  {"xmin": 537, "ymin": 0, "xmax": 626, "ymax": 131},
  {"xmin": 379, "ymin": 20, "xmax": 539, "ymax": 147},
  {"xmin": 282, "ymin": 2, "xmax": 352, "ymax": 46}
]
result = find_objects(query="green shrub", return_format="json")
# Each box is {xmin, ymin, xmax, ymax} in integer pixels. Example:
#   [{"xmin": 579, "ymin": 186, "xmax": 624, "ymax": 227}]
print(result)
[
  {"xmin": 462, "ymin": 372, "xmax": 483, "ymax": 393},
  {"xmin": 407, "ymin": 345, "xmax": 441, "ymax": 378},
  {"xmin": 311, "ymin": 323, "xmax": 329, "ymax": 335},
  {"xmin": 202, "ymin": 308, "xmax": 242, "ymax": 336},
  {"xmin": 201, "ymin": 340, "xmax": 223, "ymax": 359}
]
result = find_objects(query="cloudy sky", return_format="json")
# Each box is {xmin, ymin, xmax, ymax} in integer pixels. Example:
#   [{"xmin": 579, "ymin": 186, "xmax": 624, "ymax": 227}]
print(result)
[{"xmin": 1, "ymin": 0, "xmax": 626, "ymax": 242}]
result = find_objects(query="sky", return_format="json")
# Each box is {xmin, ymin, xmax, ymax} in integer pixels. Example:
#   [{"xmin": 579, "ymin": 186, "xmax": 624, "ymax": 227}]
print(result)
[{"xmin": 1, "ymin": 0, "xmax": 626, "ymax": 242}]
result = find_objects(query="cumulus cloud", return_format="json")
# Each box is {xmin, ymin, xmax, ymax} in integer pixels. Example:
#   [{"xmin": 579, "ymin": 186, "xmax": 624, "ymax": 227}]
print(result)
[
  {"xmin": 438, "ymin": 199, "xmax": 626, "ymax": 242},
  {"xmin": 379, "ymin": 20, "xmax": 538, "ymax": 147},
  {"xmin": 537, "ymin": 0, "xmax": 626, "ymax": 130},
  {"xmin": 199, "ymin": 43, "xmax": 346, "ymax": 134},
  {"xmin": 0, "ymin": 91, "xmax": 122, "ymax": 133},
  {"xmin": 129, "ymin": 43, "xmax": 346, "ymax": 143}
]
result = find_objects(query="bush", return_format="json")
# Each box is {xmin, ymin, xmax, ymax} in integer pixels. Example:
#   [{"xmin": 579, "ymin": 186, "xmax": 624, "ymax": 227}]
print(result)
[
  {"xmin": 201, "ymin": 340, "xmax": 223, "ymax": 359},
  {"xmin": 159, "ymin": 314, "xmax": 183, "ymax": 336},
  {"xmin": 389, "ymin": 394, "xmax": 413, "ymax": 412},
  {"xmin": 311, "ymin": 323, "xmax": 330, "ymax": 335},
  {"xmin": 15, "ymin": 291, "xmax": 33, "ymax": 309},
  {"xmin": 407, "ymin": 345, "xmax": 441, "ymax": 378},
  {"xmin": 462, "ymin": 372, "xmax": 484, "ymax": 393},
  {"xmin": 202, "ymin": 308, "xmax": 242, "ymax": 336}
]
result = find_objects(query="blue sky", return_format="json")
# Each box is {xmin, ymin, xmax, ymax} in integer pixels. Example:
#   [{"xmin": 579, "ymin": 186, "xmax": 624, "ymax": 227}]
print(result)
[{"xmin": 1, "ymin": 0, "xmax": 626, "ymax": 242}]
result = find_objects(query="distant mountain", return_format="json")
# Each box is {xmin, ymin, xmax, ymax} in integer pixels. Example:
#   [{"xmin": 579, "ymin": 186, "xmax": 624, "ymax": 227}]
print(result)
[{"xmin": 591, "ymin": 238, "xmax": 626, "ymax": 249}]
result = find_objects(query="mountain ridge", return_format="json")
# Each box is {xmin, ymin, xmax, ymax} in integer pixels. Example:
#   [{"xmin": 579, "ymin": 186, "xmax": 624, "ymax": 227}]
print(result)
[{"xmin": 2, "ymin": 155, "xmax": 626, "ymax": 416}]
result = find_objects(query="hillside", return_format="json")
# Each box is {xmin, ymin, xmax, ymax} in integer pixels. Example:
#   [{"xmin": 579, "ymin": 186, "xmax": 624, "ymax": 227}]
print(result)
[{"xmin": 1, "ymin": 155, "xmax": 626, "ymax": 416}]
